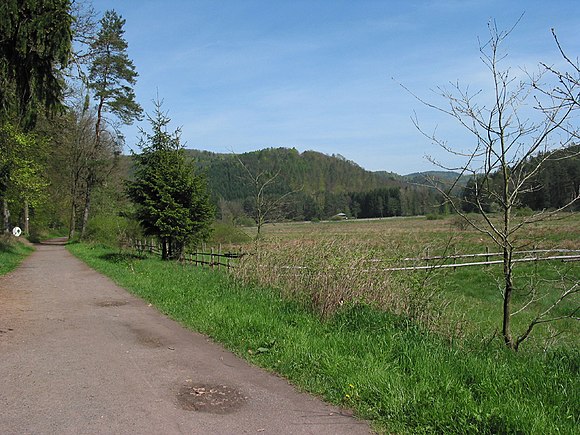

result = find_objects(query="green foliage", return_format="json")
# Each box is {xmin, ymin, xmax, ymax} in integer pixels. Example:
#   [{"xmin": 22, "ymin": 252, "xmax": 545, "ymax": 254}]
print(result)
[
  {"xmin": 209, "ymin": 222, "xmax": 251, "ymax": 245},
  {"xmin": 520, "ymin": 144, "xmax": 580, "ymax": 211},
  {"xmin": 69, "ymin": 242, "xmax": 580, "ymax": 434},
  {"xmin": 0, "ymin": 122, "xmax": 49, "ymax": 233},
  {"xmin": 187, "ymin": 148, "xmax": 444, "ymax": 222},
  {"xmin": 126, "ymin": 100, "xmax": 214, "ymax": 259},
  {"xmin": 460, "ymin": 144, "xmax": 580, "ymax": 214},
  {"xmin": 83, "ymin": 213, "xmax": 140, "ymax": 247},
  {"xmin": 88, "ymin": 9, "xmax": 142, "ymax": 125},
  {"xmin": 0, "ymin": 0, "xmax": 72, "ymax": 128},
  {"xmin": 0, "ymin": 123, "xmax": 48, "ymax": 205}
]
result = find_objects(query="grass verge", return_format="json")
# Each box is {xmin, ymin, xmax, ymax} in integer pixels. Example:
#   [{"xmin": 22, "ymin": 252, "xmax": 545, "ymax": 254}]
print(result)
[
  {"xmin": 68, "ymin": 242, "xmax": 579, "ymax": 434},
  {"xmin": 0, "ymin": 236, "xmax": 34, "ymax": 276}
]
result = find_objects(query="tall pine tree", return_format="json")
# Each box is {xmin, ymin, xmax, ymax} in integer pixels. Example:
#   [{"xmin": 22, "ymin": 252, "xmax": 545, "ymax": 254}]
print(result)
[{"xmin": 80, "ymin": 9, "xmax": 142, "ymax": 239}]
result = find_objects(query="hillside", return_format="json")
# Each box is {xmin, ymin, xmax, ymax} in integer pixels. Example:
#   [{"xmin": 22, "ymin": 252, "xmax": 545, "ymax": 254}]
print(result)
[
  {"xmin": 404, "ymin": 171, "xmax": 469, "ymax": 185},
  {"xmin": 186, "ymin": 148, "xmax": 403, "ymax": 199},
  {"xmin": 183, "ymin": 147, "xmax": 444, "ymax": 221}
]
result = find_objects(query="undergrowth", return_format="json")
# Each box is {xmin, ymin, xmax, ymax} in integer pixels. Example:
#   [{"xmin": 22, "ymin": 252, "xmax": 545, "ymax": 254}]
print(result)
[
  {"xmin": 0, "ymin": 236, "xmax": 33, "ymax": 276},
  {"xmin": 68, "ymin": 242, "xmax": 579, "ymax": 434}
]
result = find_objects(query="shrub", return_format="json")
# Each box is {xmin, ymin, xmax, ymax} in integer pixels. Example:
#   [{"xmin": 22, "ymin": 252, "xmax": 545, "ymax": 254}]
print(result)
[
  {"xmin": 84, "ymin": 214, "xmax": 142, "ymax": 247},
  {"xmin": 209, "ymin": 222, "xmax": 251, "ymax": 246}
]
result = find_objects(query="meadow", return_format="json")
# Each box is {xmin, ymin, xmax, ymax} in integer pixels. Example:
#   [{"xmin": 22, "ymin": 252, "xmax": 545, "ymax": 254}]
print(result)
[
  {"xmin": 68, "ymin": 213, "xmax": 579, "ymax": 433},
  {"xmin": 235, "ymin": 213, "xmax": 580, "ymax": 350}
]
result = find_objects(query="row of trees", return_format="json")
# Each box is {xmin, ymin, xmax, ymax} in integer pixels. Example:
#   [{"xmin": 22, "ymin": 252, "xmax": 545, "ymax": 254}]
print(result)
[
  {"xmin": 0, "ymin": 1, "xmax": 214, "ymax": 256},
  {"xmin": 0, "ymin": 0, "xmax": 72, "ymax": 234},
  {"xmin": 461, "ymin": 144, "xmax": 580, "ymax": 213}
]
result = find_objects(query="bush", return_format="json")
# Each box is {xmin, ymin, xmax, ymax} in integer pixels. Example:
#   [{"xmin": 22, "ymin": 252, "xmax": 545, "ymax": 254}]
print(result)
[
  {"xmin": 209, "ymin": 222, "xmax": 251, "ymax": 246},
  {"xmin": 235, "ymin": 215, "xmax": 256, "ymax": 227},
  {"xmin": 84, "ymin": 214, "xmax": 142, "ymax": 247}
]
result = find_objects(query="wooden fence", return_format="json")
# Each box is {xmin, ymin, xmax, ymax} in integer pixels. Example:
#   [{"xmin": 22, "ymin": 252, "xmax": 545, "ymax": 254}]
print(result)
[
  {"xmin": 124, "ymin": 238, "xmax": 579, "ymax": 273},
  {"xmin": 125, "ymin": 239, "xmax": 243, "ymax": 269}
]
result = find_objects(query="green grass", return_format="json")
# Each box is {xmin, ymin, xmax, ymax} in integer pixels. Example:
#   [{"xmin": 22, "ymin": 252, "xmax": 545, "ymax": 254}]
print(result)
[
  {"xmin": 68, "ymin": 242, "xmax": 579, "ymax": 434},
  {"xmin": 236, "ymin": 214, "xmax": 579, "ymax": 349},
  {"xmin": 432, "ymin": 260, "xmax": 580, "ymax": 349},
  {"xmin": 0, "ymin": 237, "xmax": 34, "ymax": 276}
]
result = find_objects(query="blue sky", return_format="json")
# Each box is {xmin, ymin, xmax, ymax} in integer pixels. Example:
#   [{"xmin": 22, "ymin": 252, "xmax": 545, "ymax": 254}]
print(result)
[{"xmin": 90, "ymin": 0, "xmax": 579, "ymax": 174}]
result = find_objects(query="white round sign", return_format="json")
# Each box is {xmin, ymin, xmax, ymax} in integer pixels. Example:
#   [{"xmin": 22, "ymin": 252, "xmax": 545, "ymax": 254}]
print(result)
[{"xmin": 12, "ymin": 226, "xmax": 22, "ymax": 237}]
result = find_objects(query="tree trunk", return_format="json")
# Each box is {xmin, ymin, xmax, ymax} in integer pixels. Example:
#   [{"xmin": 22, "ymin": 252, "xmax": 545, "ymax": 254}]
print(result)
[
  {"xmin": 2, "ymin": 197, "xmax": 9, "ymax": 233},
  {"xmin": 23, "ymin": 200, "xmax": 29, "ymax": 234},
  {"xmin": 68, "ymin": 198, "xmax": 76, "ymax": 240},
  {"xmin": 502, "ymin": 247, "xmax": 515, "ymax": 349},
  {"xmin": 80, "ymin": 186, "xmax": 91, "ymax": 240},
  {"xmin": 162, "ymin": 237, "xmax": 168, "ymax": 260}
]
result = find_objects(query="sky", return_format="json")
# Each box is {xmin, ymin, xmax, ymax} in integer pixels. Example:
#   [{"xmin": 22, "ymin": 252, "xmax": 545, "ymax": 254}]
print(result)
[{"xmin": 88, "ymin": 0, "xmax": 580, "ymax": 175}]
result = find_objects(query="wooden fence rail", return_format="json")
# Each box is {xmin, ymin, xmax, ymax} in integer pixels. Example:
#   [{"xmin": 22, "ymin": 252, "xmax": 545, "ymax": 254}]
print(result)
[
  {"xmin": 403, "ymin": 249, "xmax": 580, "ymax": 262},
  {"xmin": 124, "ymin": 239, "xmax": 243, "ymax": 269},
  {"xmin": 380, "ymin": 254, "xmax": 580, "ymax": 272}
]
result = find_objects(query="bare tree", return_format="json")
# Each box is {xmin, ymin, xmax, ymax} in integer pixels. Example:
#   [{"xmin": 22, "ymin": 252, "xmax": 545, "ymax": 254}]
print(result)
[
  {"xmin": 409, "ymin": 21, "xmax": 579, "ymax": 350},
  {"xmin": 234, "ymin": 154, "xmax": 299, "ymax": 239}
]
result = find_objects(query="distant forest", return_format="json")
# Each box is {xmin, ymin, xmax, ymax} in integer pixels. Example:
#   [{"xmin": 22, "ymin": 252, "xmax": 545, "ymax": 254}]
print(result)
[
  {"xmin": 182, "ymin": 148, "xmax": 445, "ymax": 222},
  {"xmin": 170, "ymin": 145, "xmax": 580, "ymax": 223}
]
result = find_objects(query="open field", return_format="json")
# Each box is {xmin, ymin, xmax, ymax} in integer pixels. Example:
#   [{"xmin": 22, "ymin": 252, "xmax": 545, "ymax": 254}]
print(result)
[
  {"xmin": 241, "ymin": 213, "xmax": 580, "ymax": 253},
  {"xmin": 234, "ymin": 213, "xmax": 580, "ymax": 350}
]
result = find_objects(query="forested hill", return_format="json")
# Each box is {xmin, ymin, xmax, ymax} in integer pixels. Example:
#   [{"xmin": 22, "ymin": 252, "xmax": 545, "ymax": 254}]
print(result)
[
  {"xmin": 187, "ymin": 147, "xmax": 402, "ymax": 199},
  {"xmin": 183, "ymin": 147, "xmax": 446, "ymax": 220}
]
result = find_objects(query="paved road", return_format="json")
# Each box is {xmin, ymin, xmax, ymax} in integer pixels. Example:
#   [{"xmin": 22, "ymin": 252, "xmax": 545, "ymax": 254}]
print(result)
[{"xmin": 0, "ymin": 240, "xmax": 371, "ymax": 434}]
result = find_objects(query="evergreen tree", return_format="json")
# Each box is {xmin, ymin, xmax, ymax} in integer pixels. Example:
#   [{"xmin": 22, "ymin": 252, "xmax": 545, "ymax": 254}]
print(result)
[
  {"xmin": 81, "ymin": 9, "xmax": 142, "ymax": 239},
  {"xmin": 126, "ymin": 100, "xmax": 213, "ymax": 260},
  {"xmin": 0, "ymin": 0, "xmax": 72, "ymax": 128}
]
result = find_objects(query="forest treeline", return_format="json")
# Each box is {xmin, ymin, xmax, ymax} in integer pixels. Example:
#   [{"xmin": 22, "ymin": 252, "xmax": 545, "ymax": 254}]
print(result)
[
  {"xmin": 462, "ymin": 144, "xmax": 580, "ymax": 214},
  {"xmin": 183, "ymin": 147, "xmax": 447, "ymax": 222},
  {"xmin": 176, "ymin": 146, "xmax": 579, "ymax": 224}
]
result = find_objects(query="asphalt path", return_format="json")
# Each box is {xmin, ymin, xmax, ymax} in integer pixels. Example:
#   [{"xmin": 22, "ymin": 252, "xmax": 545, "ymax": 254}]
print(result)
[{"xmin": 0, "ymin": 240, "xmax": 371, "ymax": 434}]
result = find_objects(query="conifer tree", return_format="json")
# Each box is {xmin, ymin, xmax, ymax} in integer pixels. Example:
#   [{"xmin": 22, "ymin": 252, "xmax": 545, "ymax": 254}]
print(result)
[
  {"xmin": 81, "ymin": 9, "xmax": 142, "ymax": 239},
  {"xmin": 126, "ymin": 100, "xmax": 213, "ymax": 260},
  {"xmin": 0, "ymin": 0, "xmax": 72, "ymax": 128}
]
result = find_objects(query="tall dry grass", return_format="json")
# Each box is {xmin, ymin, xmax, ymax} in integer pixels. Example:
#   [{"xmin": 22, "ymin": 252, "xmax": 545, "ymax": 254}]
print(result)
[{"xmin": 232, "ymin": 235, "xmax": 461, "ymax": 337}]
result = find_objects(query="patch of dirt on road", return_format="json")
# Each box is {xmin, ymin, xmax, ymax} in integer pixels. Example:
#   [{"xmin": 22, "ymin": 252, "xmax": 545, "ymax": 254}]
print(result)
[
  {"xmin": 129, "ymin": 326, "xmax": 165, "ymax": 348},
  {"xmin": 177, "ymin": 382, "xmax": 247, "ymax": 414}
]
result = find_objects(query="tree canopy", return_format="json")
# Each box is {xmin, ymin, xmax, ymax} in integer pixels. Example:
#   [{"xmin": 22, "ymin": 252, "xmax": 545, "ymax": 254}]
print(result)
[
  {"xmin": 126, "ymin": 101, "xmax": 213, "ymax": 260},
  {"xmin": 0, "ymin": 0, "xmax": 72, "ymax": 128}
]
